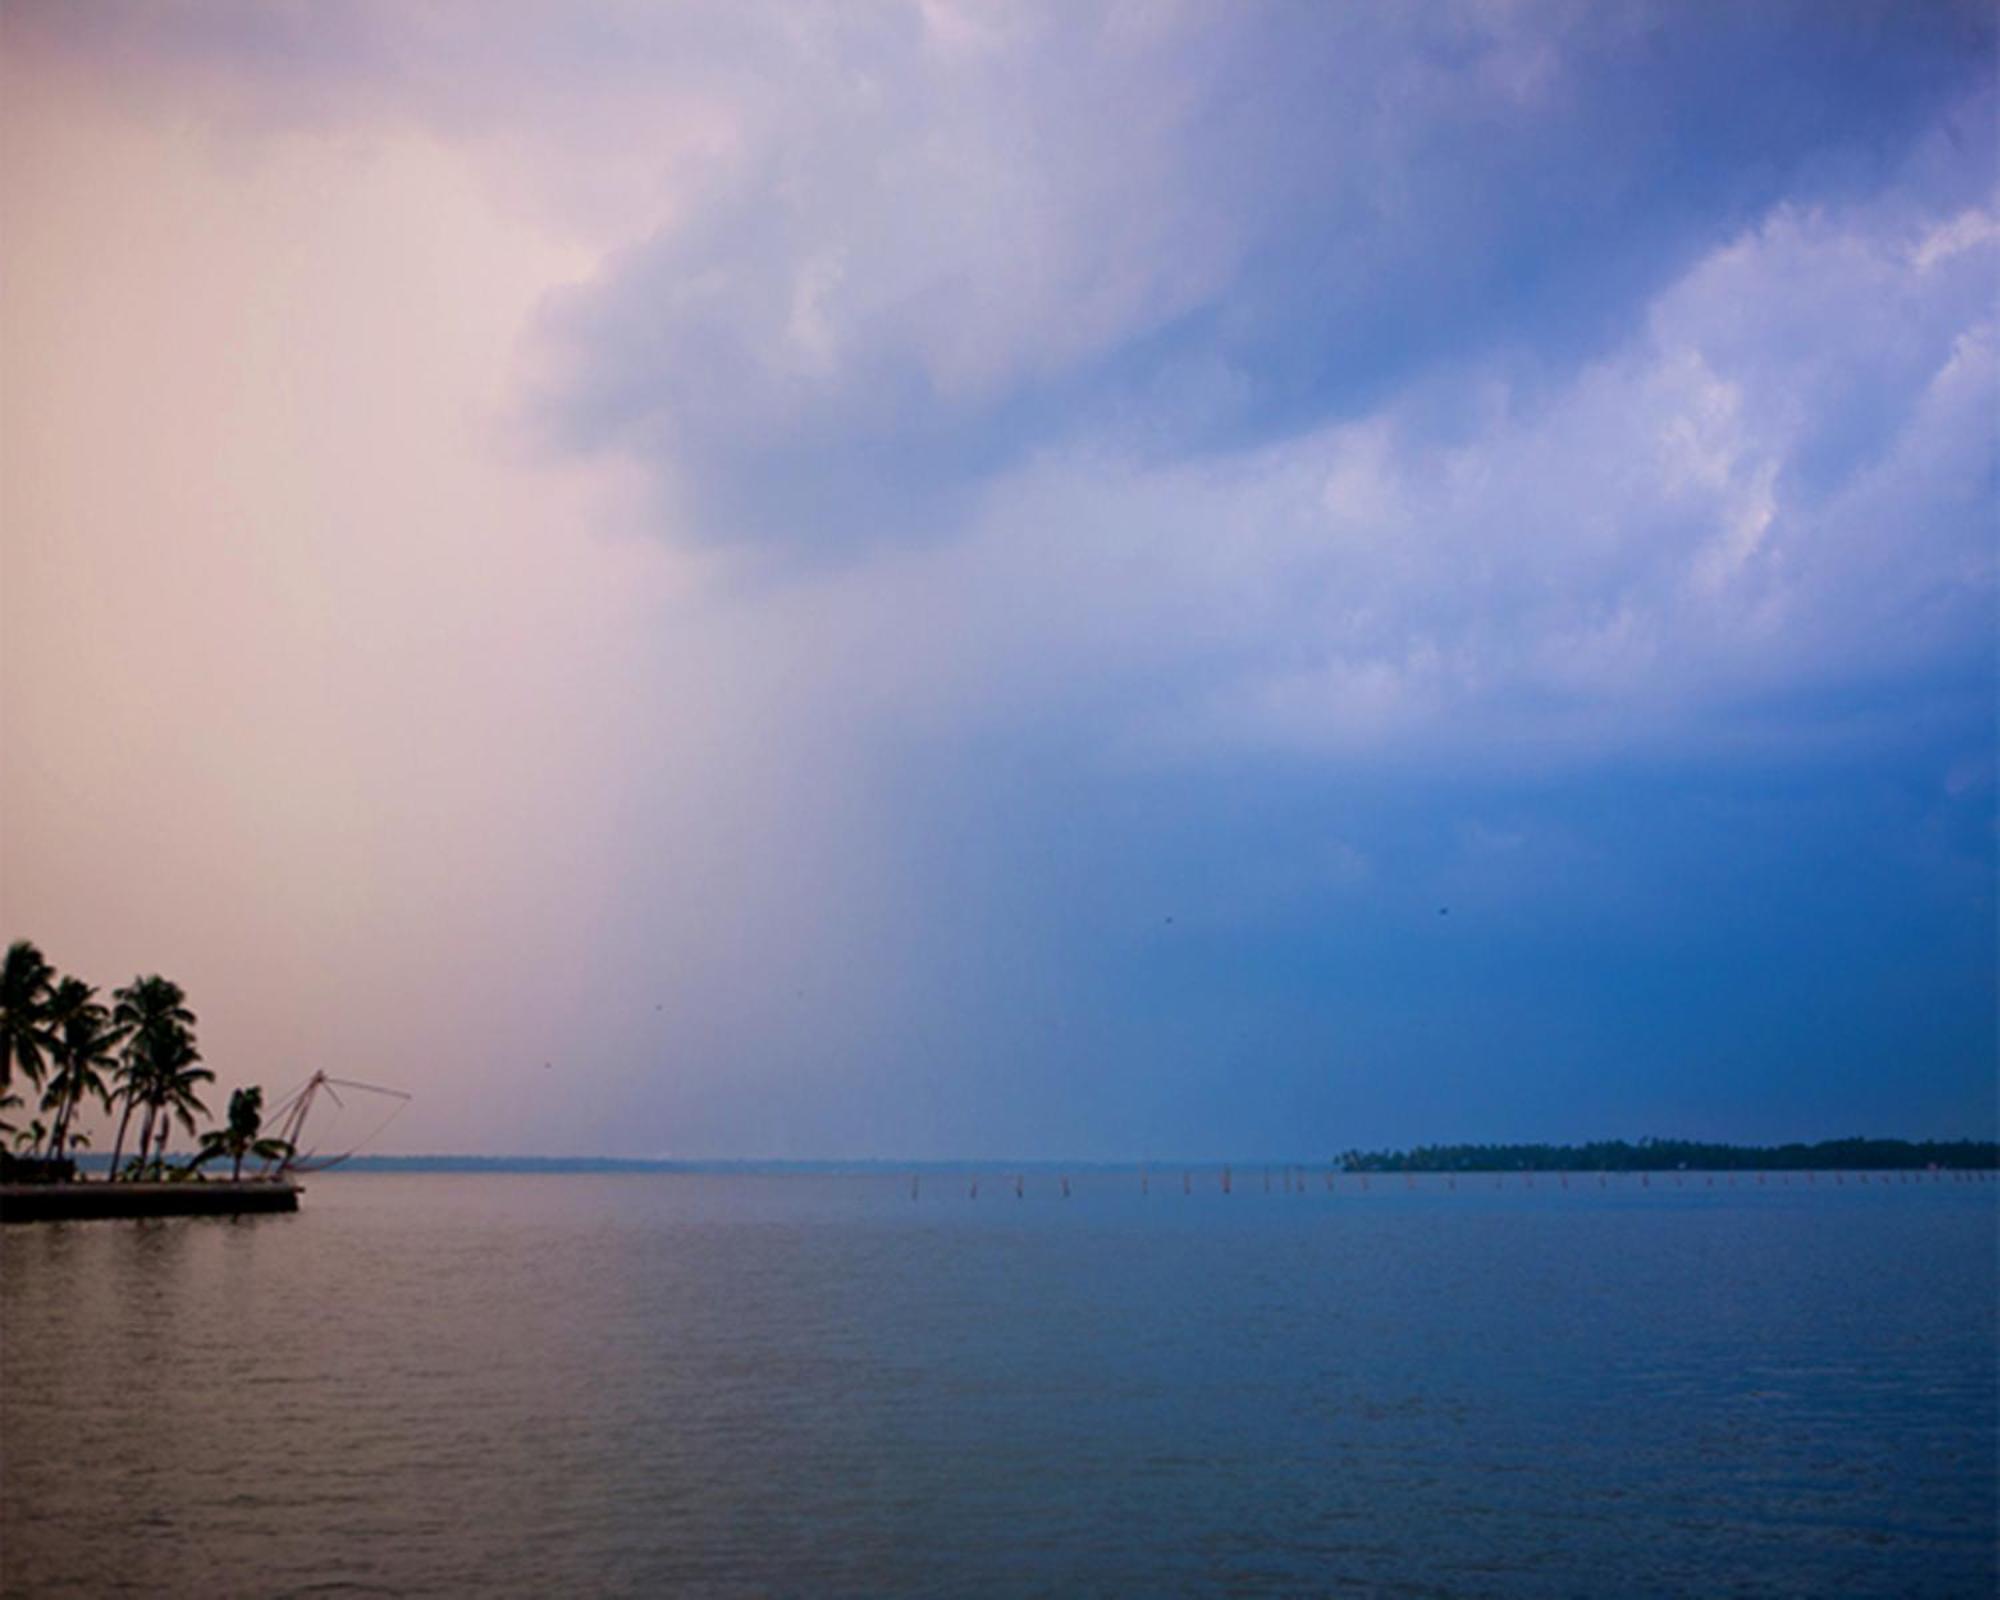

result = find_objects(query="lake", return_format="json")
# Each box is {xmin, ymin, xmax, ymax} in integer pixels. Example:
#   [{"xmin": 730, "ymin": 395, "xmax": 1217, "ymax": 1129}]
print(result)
[{"xmin": 3, "ymin": 1171, "xmax": 1994, "ymax": 1596}]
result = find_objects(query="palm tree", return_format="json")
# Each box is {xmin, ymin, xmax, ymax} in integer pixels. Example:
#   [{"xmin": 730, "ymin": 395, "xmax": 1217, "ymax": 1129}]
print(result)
[
  {"xmin": 139, "ymin": 1031, "xmax": 211, "ymax": 1180},
  {"xmin": 118, "ymin": 1027, "xmax": 182, "ymax": 1181},
  {"xmin": 1, "ymin": 940, "xmax": 56, "ymax": 1096},
  {"xmin": 189, "ymin": 1086, "xmax": 293, "ymax": 1181},
  {"xmin": 109, "ymin": 976, "xmax": 197, "ymax": 1181},
  {"xmin": 42, "ymin": 980, "xmax": 125, "ymax": 1164},
  {"xmin": 27, "ymin": 976, "xmax": 84, "ymax": 1155}
]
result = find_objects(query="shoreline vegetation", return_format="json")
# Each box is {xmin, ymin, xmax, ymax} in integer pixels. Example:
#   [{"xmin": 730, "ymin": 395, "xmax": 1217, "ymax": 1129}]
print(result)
[
  {"xmin": 1, "ymin": 939, "xmax": 291, "ymax": 1186},
  {"xmin": 1335, "ymin": 1138, "xmax": 1998, "ymax": 1173}
]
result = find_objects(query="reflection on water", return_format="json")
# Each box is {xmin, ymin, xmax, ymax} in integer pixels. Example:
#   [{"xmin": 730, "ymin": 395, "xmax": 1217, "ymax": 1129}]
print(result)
[{"xmin": 3, "ymin": 1174, "xmax": 1995, "ymax": 1597}]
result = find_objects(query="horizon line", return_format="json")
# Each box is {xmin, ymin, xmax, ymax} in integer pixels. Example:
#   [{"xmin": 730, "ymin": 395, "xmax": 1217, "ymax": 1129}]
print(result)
[{"xmin": 64, "ymin": 1134, "xmax": 1999, "ymax": 1174}]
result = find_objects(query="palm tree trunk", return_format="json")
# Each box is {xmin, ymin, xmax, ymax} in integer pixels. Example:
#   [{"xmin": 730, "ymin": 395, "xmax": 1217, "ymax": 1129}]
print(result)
[
  {"xmin": 108, "ymin": 1096, "xmax": 136, "ymax": 1182},
  {"xmin": 134, "ymin": 1101, "xmax": 158, "ymax": 1180},
  {"xmin": 48, "ymin": 1084, "xmax": 73, "ymax": 1162},
  {"xmin": 232, "ymin": 1148, "xmax": 244, "ymax": 1182},
  {"xmin": 55, "ymin": 1089, "xmax": 79, "ymax": 1163}
]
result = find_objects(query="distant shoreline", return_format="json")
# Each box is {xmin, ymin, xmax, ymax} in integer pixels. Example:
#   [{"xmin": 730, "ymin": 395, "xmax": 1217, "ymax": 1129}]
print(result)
[
  {"xmin": 63, "ymin": 1139, "xmax": 1999, "ymax": 1176},
  {"xmin": 1334, "ymin": 1138, "xmax": 1998, "ymax": 1173}
]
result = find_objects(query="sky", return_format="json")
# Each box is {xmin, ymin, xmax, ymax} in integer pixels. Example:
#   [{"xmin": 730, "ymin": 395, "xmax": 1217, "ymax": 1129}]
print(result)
[{"xmin": 0, "ymin": 1, "xmax": 1993, "ymax": 1160}]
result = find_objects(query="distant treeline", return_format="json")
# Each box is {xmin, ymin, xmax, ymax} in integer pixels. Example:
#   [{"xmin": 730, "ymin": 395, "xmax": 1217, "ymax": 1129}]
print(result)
[{"xmin": 1338, "ymin": 1138, "xmax": 1999, "ymax": 1173}]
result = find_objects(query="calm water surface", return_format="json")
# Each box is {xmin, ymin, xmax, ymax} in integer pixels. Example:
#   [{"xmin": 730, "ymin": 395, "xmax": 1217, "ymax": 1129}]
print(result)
[{"xmin": 3, "ymin": 1172, "xmax": 1995, "ymax": 1597}]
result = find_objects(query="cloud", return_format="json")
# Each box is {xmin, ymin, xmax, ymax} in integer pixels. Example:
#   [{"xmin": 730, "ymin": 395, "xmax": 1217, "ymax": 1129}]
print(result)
[
  {"xmin": 690, "ymin": 145, "xmax": 1994, "ymax": 782},
  {"xmin": 14, "ymin": 0, "xmax": 1990, "ymax": 566},
  {"xmin": 520, "ymin": 0, "xmax": 1994, "ymax": 550}
]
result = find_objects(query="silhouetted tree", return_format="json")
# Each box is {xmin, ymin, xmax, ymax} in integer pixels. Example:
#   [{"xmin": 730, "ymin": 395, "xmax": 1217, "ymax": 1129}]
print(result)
[
  {"xmin": 188, "ymin": 1086, "xmax": 292, "ymax": 1181},
  {"xmin": 109, "ymin": 976, "xmax": 199, "ymax": 1181},
  {"xmin": 42, "ymin": 980, "xmax": 124, "ymax": 1163},
  {"xmin": 140, "ymin": 1033, "xmax": 211, "ymax": 1180},
  {"xmin": 0, "ymin": 941, "xmax": 55, "ymax": 1096}
]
